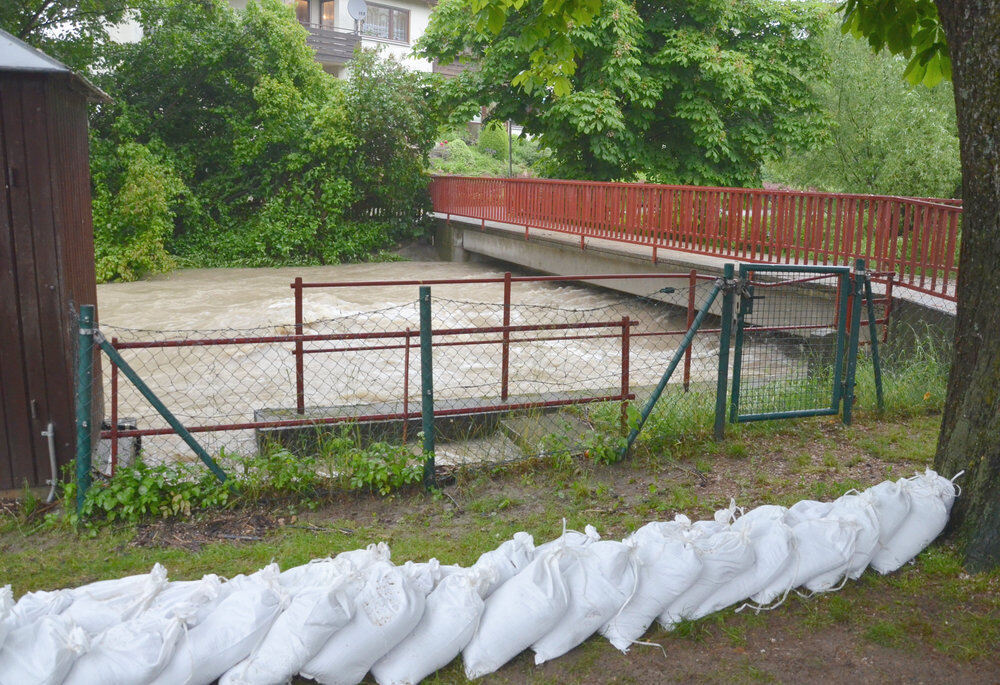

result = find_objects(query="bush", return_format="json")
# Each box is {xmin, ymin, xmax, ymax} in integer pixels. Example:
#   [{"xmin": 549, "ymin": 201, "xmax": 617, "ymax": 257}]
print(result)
[
  {"xmin": 90, "ymin": 142, "xmax": 185, "ymax": 281},
  {"xmin": 90, "ymin": 0, "xmax": 439, "ymax": 279},
  {"xmin": 476, "ymin": 121, "xmax": 509, "ymax": 159}
]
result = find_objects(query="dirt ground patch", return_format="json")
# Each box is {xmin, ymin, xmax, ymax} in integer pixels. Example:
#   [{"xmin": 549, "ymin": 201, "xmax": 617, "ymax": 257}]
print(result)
[{"xmin": 129, "ymin": 507, "xmax": 281, "ymax": 551}]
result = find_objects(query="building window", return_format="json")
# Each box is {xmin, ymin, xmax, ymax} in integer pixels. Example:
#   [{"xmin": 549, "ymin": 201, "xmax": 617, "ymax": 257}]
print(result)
[
  {"xmin": 321, "ymin": 0, "xmax": 336, "ymax": 25},
  {"xmin": 361, "ymin": 4, "xmax": 409, "ymax": 43},
  {"xmin": 295, "ymin": 0, "xmax": 309, "ymax": 23}
]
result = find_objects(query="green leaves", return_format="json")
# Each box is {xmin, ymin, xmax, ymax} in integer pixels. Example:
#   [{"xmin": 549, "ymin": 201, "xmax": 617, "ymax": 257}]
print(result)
[
  {"xmin": 89, "ymin": 0, "xmax": 439, "ymax": 278},
  {"xmin": 420, "ymin": 0, "xmax": 829, "ymax": 184},
  {"xmin": 0, "ymin": 0, "xmax": 132, "ymax": 74},
  {"xmin": 765, "ymin": 20, "xmax": 960, "ymax": 199},
  {"xmin": 343, "ymin": 443, "xmax": 423, "ymax": 496},
  {"xmin": 839, "ymin": 0, "xmax": 950, "ymax": 87}
]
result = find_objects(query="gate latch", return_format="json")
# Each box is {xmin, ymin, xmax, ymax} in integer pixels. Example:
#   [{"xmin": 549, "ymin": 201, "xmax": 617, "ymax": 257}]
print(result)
[{"xmin": 739, "ymin": 283, "xmax": 764, "ymax": 315}]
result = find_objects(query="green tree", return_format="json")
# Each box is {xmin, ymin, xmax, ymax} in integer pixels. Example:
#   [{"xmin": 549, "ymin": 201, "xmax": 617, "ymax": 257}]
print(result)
[
  {"xmin": 90, "ymin": 0, "xmax": 437, "ymax": 274},
  {"xmin": 419, "ymin": 0, "xmax": 829, "ymax": 185},
  {"xmin": 766, "ymin": 21, "xmax": 961, "ymax": 198},
  {"xmin": 0, "ymin": 0, "xmax": 132, "ymax": 73},
  {"xmin": 343, "ymin": 49, "xmax": 441, "ymax": 231}
]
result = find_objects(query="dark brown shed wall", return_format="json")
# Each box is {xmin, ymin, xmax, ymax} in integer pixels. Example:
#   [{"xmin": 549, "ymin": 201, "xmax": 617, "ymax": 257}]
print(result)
[{"xmin": 0, "ymin": 72, "xmax": 99, "ymax": 490}]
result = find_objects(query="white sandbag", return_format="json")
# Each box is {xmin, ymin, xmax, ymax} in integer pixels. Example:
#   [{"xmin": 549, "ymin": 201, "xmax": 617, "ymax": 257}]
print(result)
[
  {"xmin": 150, "ymin": 565, "xmax": 288, "ymax": 685},
  {"xmin": 600, "ymin": 522, "xmax": 702, "ymax": 652},
  {"xmin": 785, "ymin": 499, "xmax": 833, "ymax": 526},
  {"xmin": 220, "ymin": 576, "xmax": 355, "ymax": 685},
  {"xmin": 280, "ymin": 542, "xmax": 391, "ymax": 590},
  {"xmin": 732, "ymin": 505, "xmax": 788, "ymax": 531},
  {"xmin": 827, "ymin": 494, "xmax": 881, "ymax": 579},
  {"xmin": 0, "ymin": 614, "xmax": 88, "ymax": 685},
  {"xmin": 870, "ymin": 470, "xmax": 957, "ymax": 574},
  {"xmin": 371, "ymin": 566, "xmax": 496, "ymax": 685},
  {"xmin": 745, "ymin": 521, "xmax": 799, "ymax": 606},
  {"xmin": 143, "ymin": 573, "xmax": 229, "ymax": 628},
  {"xmin": 698, "ymin": 517, "xmax": 794, "ymax": 614},
  {"xmin": 863, "ymin": 480, "xmax": 912, "ymax": 551},
  {"xmin": 7, "ymin": 588, "xmax": 72, "ymax": 632},
  {"xmin": 532, "ymin": 541, "xmax": 636, "ymax": 664},
  {"xmin": 658, "ymin": 527, "xmax": 754, "ymax": 628},
  {"xmin": 63, "ymin": 614, "xmax": 183, "ymax": 685},
  {"xmin": 62, "ymin": 563, "xmax": 168, "ymax": 635},
  {"xmin": 470, "ymin": 531, "xmax": 534, "ymax": 597},
  {"xmin": 401, "ymin": 558, "xmax": 442, "ymax": 595},
  {"xmin": 0, "ymin": 585, "xmax": 13, "ymax": 651},
  {"xmin": 756, "ymin": 517, "xmax": 858, "ymax": 597},
  {"xmin": 533, "ymin": 524, "xmax": 600, "ymax": 557},
  {"xmin": 301, "ymin": 561, "xmax": 427, "ymax": 685},
  {"xmin": 462, "ymin": 552, "xmax": 569, "ymax": 679}
]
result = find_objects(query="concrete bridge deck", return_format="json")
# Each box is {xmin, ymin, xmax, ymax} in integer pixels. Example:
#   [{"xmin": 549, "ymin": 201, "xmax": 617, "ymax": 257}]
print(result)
[{"xmin": 432, "ymin": 213, "xmax": 956, "ymax": 325}]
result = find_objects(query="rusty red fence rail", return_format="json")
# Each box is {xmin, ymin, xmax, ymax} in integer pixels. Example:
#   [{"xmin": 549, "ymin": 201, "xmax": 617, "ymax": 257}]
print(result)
[
  {"xmin": 105, "ymin": 273, "xmax": 716, "ymax": 471},
  {"xmin": 291, "ymin": 272, "xmax": 714, "ymax": 412},
  {"xmin": 429, "ymin": 176, "xmax": 961, "ymax": 302}
]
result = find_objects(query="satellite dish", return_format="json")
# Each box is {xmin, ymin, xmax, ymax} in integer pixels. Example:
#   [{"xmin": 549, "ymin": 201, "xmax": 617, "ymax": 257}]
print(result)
[{"xmin": 348, "ymin": 0, "xmax": 368, "ymax": 22}]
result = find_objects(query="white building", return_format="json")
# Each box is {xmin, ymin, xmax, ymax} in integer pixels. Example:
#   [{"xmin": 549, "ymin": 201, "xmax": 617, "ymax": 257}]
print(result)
[
  {"xmin": 228, "ymin": 0, "xmax": 463, "ymax": 78},
  {"xmin": 112, "ymin": 1, "xmax": 467, "ymax": 79}
]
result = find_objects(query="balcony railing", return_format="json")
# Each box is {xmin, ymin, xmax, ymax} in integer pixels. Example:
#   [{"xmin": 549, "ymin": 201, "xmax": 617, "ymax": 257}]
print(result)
[{"xmin": 300, "ymin": 22, "xmax": 360, "ymax": 65}]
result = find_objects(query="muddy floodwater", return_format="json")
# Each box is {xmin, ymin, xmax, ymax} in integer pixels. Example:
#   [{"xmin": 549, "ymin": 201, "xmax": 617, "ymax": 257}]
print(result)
[{"xmin": 95, "ymin": 259, "xmax": 788, "ymax": 465}]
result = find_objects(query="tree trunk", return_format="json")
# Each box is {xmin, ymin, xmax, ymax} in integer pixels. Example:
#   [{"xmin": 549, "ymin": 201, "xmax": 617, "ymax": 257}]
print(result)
[{"xmin": 933, "ymin": 0, "xmax": 1000, "ymax": 571}]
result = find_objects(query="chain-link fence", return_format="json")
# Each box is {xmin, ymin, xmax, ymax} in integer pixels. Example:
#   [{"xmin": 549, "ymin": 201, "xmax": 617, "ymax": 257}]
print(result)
[{"xmin": 93, "ymin": 269, "xmax": 954, "ymax": 477}]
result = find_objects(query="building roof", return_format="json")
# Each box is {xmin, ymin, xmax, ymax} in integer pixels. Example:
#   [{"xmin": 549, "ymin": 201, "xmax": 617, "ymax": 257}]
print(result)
[{"xmin": 0, "ymin": 28, "xmax": 110, "ymax": 101}]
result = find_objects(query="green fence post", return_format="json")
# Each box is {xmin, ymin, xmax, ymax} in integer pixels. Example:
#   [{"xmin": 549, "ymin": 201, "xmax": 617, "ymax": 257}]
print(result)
[
  {"xmin": 419, "ymin": 286, "xmax": 436, "ymax": 488},
  {"xmin": 714, "ymin": 263, "xmax": 735, "ymax": 440},
  {"xmin": 75, "ymin": 305, "xmax": 95, "ymax": 513},
  {"xmin": 863, "ymin": 275, "xmax": 885, "ymax": 412},
  {"xmin": 843, "ymin": 259, "xmax": 866, "ymax": 424},
  {"xmin": 729, "ymin": 264, "xmax": 749, "ymax": 423}
]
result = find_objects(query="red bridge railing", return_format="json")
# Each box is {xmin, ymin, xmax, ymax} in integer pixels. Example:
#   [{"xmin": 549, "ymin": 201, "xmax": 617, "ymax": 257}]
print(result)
[{"xmin": 429, "ymin": 176, "xmax": 962, "ymax": 301}]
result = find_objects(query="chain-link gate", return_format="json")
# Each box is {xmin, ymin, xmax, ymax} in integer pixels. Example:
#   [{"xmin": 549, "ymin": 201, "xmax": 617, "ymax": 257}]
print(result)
[{"xmin": 728, "ymin": 260, "xmax": 882, "ymax": 425}]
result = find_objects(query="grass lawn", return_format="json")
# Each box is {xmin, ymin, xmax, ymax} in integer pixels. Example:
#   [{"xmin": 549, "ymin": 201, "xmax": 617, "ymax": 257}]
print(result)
[{"xmin": 2, "ymin": 410, "xmax": 998, "ymax": 683}]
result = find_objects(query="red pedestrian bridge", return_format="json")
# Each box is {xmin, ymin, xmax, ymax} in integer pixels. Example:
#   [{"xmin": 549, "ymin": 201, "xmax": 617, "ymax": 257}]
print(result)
[{"xmin": 429, "ymin": 176, "xmax": 961, "ymax": 304}]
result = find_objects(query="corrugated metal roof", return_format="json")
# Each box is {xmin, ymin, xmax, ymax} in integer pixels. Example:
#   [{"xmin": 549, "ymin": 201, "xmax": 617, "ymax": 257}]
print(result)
[{"xmin": 0, "ymin": 27, "xmax": 110, "ymax": 101}]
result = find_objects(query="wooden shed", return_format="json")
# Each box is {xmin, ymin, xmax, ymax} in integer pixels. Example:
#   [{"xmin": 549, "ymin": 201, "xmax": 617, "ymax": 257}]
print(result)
[{"xmin": 0, "ymin": 29, "xmax": 106, "ymax": 492}]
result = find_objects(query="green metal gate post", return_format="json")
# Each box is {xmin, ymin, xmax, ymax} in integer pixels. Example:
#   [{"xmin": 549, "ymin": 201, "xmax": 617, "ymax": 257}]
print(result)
[
  {"xmin": 75, "ymin": 304, "xmax": 95, "ymax": 512},
  {"xmin": 843, "ymin": 259, "xmax": 866, "ymax": 424},
  {"xmin": 831, "ymin": 270, "xmax": 851, "ymax": 413},
  {"xmin": 714, "ymin": 263, "xmax": 735, "ymax": 440},
  {"xmin": 863, "ymin": 274, "xmax": 886, "ymax": 412},
  {"xmin": 729, "ymin": 266, "xmax": 750, "ymax": 423},
  {"xmin": 418, "ymin": 286, "xmax": 436, "ymax": 488}
]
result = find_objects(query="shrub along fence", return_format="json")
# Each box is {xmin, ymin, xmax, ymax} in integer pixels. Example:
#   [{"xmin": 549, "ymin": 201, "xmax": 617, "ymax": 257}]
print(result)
[{"xmin": 73, "ymin": 264, "xmax": 950, "ymax": 505}]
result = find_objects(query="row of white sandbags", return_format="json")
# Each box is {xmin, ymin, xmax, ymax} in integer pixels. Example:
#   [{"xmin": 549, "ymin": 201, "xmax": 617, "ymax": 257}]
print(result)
[
  {"xmin": 0, "ymin": 535, "xmax": 530, "ymax": 685},
  {"xmin": 0, "ymin": 469, "xmax": 958, "ymax": 685},
  {"xmin": 463, "ymin": 467, "xmax": 959, "ymax": 678}
]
